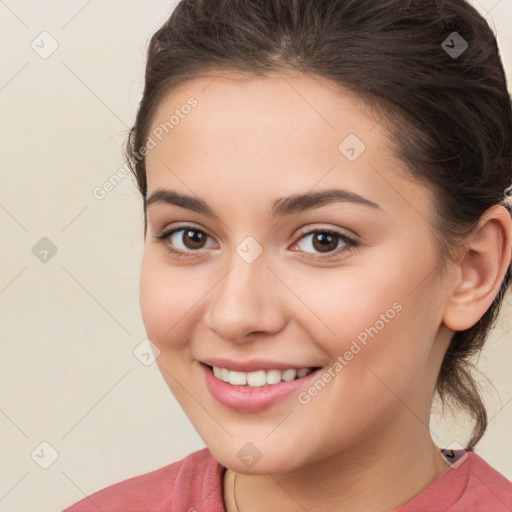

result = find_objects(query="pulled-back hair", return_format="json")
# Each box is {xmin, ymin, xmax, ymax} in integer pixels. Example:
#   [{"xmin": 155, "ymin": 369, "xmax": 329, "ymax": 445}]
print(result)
[{"xmin": 126, "ymin": 0, "xmax": 512, "ymax": 447}]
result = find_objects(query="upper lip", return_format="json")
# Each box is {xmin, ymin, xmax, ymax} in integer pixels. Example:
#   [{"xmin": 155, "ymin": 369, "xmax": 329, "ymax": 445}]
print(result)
[{"xmin": 200, "ymin": 358, "xmax": 320, "ymax": 372}]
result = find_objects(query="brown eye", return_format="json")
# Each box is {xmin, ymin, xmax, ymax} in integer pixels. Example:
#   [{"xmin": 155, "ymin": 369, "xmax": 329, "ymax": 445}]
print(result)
[
  {"xmin": 311, "ymin": 232, "xmax": 339, "ymax": 253},
  {"xmin": 293, "ymin": 229, "xmax": 357, "ymax": 259},
  {"xmin": 180, "ymin": 229, "xmax": 208, "ymax": 250},
  {"xmin": 154, "ymin": 226, "xmax": 217, "ymax": 256}
]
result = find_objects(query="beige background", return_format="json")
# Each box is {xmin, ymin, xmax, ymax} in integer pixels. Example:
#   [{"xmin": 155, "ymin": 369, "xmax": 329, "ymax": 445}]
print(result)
[{"xmin": 0, "ymin": 1, "xmax": 511, "ymax": 511}]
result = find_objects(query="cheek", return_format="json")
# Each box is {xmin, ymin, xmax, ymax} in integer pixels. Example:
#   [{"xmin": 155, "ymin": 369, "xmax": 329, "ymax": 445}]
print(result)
[
  {"xmin": 291, "ymin": 247, "xmax": 443, "ymax": 388},
  {"xmin": 139, "ymin": 252, "xmax": 207, "ymax": 404},
  {"xmin": 139, "ymin": 251, "xmax": 204, "ymax": 351},
  {"xmin": 284, "ymin": 264, "xmax": 411, "ymax": 355}
]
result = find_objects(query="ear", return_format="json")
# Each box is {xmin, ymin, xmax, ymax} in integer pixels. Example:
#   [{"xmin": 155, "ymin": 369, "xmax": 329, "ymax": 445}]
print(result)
[{"xmin": 443, "ymin": 205, "xmax": 512, "ymax": 331}]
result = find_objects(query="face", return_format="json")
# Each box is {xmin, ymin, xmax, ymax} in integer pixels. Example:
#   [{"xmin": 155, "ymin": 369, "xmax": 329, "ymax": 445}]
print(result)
[{"xmin": 140, "ymin": 71, "xmax": 454, "ymax": 474}]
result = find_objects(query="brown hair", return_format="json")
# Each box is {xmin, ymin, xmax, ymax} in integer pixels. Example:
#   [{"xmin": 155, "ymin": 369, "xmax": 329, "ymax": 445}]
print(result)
[{"xmin": 126, "ymin": 0, "xmax": 512, "ymax": 447}]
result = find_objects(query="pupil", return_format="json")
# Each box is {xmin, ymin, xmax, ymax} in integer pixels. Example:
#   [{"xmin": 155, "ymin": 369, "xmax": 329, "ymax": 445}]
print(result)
[
  {"xmin": 314, "ymin": 233, "xmax": 337, "ymax": 253},
  {"xmin": 186, "ymin": 230, "xmax": 204, "ymax": 248}
]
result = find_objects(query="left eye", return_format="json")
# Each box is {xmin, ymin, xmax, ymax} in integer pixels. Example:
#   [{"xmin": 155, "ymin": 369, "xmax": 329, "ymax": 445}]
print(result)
[{"xmin": 293, "ymin": 230, "xmax": 354, "ymax": 256}]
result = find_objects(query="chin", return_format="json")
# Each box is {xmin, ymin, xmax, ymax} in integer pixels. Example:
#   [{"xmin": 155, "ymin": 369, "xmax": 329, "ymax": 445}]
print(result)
[{"xmin": 202, "ymin": 434, "xmax": 316, "ymax": 475}]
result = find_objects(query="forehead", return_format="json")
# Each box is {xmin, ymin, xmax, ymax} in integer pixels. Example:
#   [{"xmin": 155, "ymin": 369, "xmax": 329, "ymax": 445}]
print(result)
[
  {"xmin": 153, "ymin": 71, "xmax": 373, "ymax": 130},
  {"xmin": 144, "ymin": 71, "xmax": 434, "ymax": 224},
  {"xmin": 146, "ymin": 71, "xmax": 388, "ymax": 172}
]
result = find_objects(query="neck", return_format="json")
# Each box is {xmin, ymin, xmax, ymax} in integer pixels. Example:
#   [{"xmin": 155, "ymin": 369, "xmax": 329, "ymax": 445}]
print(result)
[{"xmin": 224, "ymin": 419, "xmax": 450, "ymax": 512}]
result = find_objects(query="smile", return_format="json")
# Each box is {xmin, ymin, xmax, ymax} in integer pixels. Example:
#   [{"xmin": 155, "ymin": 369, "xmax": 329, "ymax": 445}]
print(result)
[
  {"xmin": 200, "ymin": 363, "xmax": 323, "ymax": 412},
  {"xmin": 211, "ymin": 365, "xmax": 314, "ymax": 387}
]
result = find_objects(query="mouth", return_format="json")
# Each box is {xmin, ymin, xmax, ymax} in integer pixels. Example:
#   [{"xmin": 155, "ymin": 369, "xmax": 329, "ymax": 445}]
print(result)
[
  {"xmin": 200, "ymin": 362, "xmax": 324, "ymax": 412},
  {"xmin": 203, "ymin": 363, "xmax": 322, "ymax": 387}
]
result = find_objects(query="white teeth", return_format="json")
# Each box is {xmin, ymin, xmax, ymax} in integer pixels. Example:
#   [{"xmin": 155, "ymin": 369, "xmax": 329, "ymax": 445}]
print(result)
[
  {"xmin": 246, "ymin": 370, "xmax": 267, "ymax": 387},
  {"xmin": 281, "ymin": 369, "xmax": 297, "ymax": 381},
  {"xmin": 266, "ymin": 369, "xmax": 282, "ymax": 385},
  {"xmin": 211, "ymin": 365, "xmax": 314, "ymax": 387},
  {"xmin": 229, "ymin": 371, "xmax": 247, "ymax": 385}
]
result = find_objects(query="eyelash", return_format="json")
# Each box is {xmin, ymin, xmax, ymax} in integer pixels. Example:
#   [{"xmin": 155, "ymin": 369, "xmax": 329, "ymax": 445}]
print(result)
[{"xmin": 152, "ymin": 224, "xmax": 358, "ymax": 261}]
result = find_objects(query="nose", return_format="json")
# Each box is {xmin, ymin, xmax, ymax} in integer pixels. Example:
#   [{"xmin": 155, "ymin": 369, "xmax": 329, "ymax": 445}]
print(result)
[{"xmin": 202, "ymin": 251, "xmax": 287, "ymax": 343}]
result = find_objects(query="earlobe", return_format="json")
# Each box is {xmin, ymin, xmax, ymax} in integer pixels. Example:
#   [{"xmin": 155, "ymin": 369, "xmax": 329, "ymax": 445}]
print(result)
[{"xmin": 443, "ymin": 205, "xmax": 512, "ymax": 332}]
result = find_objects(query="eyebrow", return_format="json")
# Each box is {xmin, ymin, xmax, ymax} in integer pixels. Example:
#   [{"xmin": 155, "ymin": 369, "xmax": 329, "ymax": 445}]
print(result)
[{"xmin": 145, "ymin": 187, "xmax": 380, "ymax": 218}]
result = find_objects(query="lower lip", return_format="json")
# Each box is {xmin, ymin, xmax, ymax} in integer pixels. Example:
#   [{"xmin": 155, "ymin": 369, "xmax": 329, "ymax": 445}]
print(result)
[{"xmin": 200, "ymin": 363, "xmax": 322, "ymax": 412}]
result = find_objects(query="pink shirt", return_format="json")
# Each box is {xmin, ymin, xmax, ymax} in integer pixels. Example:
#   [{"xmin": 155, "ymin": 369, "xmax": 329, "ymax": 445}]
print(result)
[{"xmin": 62, "ymin": 447, "xmax": 512, "ymax": 511}]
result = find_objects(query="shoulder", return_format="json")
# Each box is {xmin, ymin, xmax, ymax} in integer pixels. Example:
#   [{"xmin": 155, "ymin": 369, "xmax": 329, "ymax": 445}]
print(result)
[
  {"xmin": 61, "ymin": 447, "xmax": 226, "ymax": 512},
  {"xmin": 399, "ymin": 449, "xmax": 512, "ymax": 512},
  {"xmin": 458, "ymin": 450, "xmax": 512, "ymax": 509}
]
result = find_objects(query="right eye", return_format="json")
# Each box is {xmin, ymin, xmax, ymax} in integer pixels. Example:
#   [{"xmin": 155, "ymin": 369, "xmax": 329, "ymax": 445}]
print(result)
[{"xmin": 153, "ymin": 225, "xmax": 217, "ymax": 258}]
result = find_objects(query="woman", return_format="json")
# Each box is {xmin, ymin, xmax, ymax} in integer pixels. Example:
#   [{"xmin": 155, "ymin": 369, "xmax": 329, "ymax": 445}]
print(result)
[{"xmin": 63, "ymin": 0, "xmax": 512, "ymax": 510}]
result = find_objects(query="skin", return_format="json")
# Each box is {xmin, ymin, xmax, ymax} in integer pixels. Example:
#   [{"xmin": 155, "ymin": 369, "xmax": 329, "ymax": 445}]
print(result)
[{"xmin": 139, "ymin": 70, "xmax": 512, "ymax": 511}]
